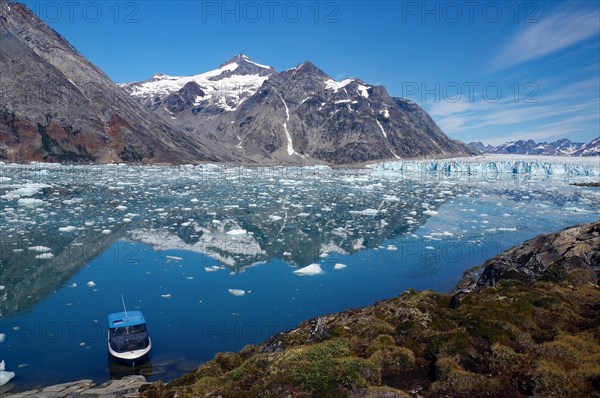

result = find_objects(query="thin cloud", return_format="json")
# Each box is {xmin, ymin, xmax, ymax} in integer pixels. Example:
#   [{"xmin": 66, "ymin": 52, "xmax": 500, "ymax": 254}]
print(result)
[{"xmin": 491, "ymin": 9, "xmax": 599, "ymax": 71}]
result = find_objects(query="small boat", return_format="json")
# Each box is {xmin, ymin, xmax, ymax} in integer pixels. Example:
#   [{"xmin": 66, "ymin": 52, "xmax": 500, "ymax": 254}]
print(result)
[{"xmin": 107, "ymin": 297, "xmax": 151, "ymax": 365}]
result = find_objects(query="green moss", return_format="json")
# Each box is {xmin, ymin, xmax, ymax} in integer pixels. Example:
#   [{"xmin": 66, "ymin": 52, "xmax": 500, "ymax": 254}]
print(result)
[
  {"xmin": 368, "ymin": 334, "xmax": 396, "ymax": 354},
  {"xmin": 426, "ymin": 330, "xmax": 472, "ymax": 358},
  {"xmin": 239, "ymin": 344, "xmax": 259, "ymax": 361},
  {"xmin": 370, "ymin": 346, "xmax": 415, "ymax": 375},
  {"xmin": 214, "ymin": 352, "xmax": 243, "ymax": 371},
  {"xmin": 286, "ymin": 338, "xmax": 381, "ymax": 394},
  {"xmin": 169, "ymin": 360, "xmax": 223, "ymax": 387}
]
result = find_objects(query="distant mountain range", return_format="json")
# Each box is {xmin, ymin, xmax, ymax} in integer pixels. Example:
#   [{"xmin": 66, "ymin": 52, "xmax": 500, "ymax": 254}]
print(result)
[
  {"xmin": 468, "ymin": 138, "xmax": 599, "ymax": 157},
  {"xmin": 0, "ymin": 1, "xmax": 475, "ymax": 165}
]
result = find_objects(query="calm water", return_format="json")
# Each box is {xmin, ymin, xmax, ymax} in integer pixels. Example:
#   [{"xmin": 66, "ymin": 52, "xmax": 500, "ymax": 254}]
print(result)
[{"xmin": 0, "ymin": 160, "xmax": 598, "ymax": 391}]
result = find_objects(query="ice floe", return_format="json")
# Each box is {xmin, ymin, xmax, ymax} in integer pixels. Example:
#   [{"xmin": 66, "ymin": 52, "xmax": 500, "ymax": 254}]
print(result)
[
  {"xmin": 294, "ymin": 263, "xmax": 323, "ymax": 276},
  {"xmin": 0, "ymin": 360, "xmax": 15, "ymax": 387}
]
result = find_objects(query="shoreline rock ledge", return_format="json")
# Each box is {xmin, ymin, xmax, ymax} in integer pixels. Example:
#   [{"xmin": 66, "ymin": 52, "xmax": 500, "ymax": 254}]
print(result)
[
  {"xmin": 1, "ymin": 375, "xmax": 148, "ymax": 398},
  {"xmin": 450, "ymin": 220, "xmax": 600, "ymax": 307}
]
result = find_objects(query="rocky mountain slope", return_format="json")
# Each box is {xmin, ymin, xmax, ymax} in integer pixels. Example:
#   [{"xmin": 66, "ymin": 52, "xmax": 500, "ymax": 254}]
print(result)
[
  {"xmin": 0, "ymin": 0, "xmax": 217, "ymax": 164},
  {"xmin": 573, "ymin": 136, "xmax": 600, "ymax": 157},
  {"xmin": 135, "ymin": 221, "xmax": 600, "ymax": 398},
  {"xmin": 0, "ymin": 1, "xmax": 475, "ymax": 165},
  {"xmin": 123, "ymin": 55, "xmax": 476, "ymax": 164},
  {"xmin": 467, "ymin": 138, "xmax": 599, "ymax": 157}
]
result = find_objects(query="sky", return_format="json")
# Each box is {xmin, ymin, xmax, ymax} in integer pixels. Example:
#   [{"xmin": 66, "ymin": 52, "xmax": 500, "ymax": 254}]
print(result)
[{"xmin": 19, "ymin": 0, "xmax": 600, "ymax": 145}]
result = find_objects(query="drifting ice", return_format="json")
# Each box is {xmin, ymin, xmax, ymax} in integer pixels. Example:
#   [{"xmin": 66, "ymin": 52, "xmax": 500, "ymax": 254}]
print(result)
[
  {"xmin": 294, "ymin": 263, "xmax": 323, "ymax": 276},
  {"xmin": 0, "ymin": 360, "xmax": 15, "ymax": 387}
]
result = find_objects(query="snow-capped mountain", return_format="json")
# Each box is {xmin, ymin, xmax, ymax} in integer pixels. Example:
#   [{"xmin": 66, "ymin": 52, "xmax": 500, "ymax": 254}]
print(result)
[
  {"xmin": 468, "ymin": 138, "xmax": 595, "ymax": 157},
  {"xmin": 1, "ymin": 0, "xmax": 474, "ymax": 165},
  {"xmin": 123, "ymin": 57, "xmax": 475, "ymax": 164},
  {"xmin": 467, "ymin": 141, "xmax": 495, "ymax": 153},
  {"xmin": 122, "ymin": 54, "xmax": 275, "ymax": 114},
  {"xmin": 573, "ymin": 137, "xmax": 600, "ymax": 157}
]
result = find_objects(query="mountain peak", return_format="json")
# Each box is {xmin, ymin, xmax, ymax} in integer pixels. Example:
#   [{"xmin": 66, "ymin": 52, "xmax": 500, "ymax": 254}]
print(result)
[
  {"xmin": 219, "ymin": 54, "xmax": 273, "ymax": 71},
  {"xmin": 292, "ymin": 61, "xmax": 329, "ymax": 78}
]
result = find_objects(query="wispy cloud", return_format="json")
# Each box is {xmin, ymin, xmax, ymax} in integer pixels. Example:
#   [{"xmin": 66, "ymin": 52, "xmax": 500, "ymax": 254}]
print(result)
[
  {"xmin": 491, "ymin": 8, "xmax": 599, "ymax": 71},
  {"xmin": 425, "ymin": 76, "xmax": 599, "ymax": 145}
]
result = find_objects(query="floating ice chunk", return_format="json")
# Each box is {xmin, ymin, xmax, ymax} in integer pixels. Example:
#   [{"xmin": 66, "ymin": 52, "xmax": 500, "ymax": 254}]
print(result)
[
  {"xmin": 269, "ymin": 215, "xmax": 283, "ymax": 221},
  {"xmin": 349, "ymin": 208, "xmax": 379, "ymax": 216},
  {"xmin": 101, "ymin": 229, "xmax": 111, "ymax": 235},
  {"xmin": 226, "ymin": 229, "xmax": 247, "ymax": 235},
  {"xmin": 0, "ymin": 360, "xmax": 15, "ymax": 386},
  {"xmin": 442, "ymin": 231, "xmax": 453, "ymax": 236},
  {"xmin": 123, "ymin": 218, "xmax": 132, "ymax": 223},
  {"xmin": 0, "ymin": 333, "xmax": 5, "ymax": 343},
  {"xmin": 334, "ymin": 263, "xmax": 347, "ymax": 270},
  {"xmin": 191, "ymin": 198, "xmax": 199, "ymax": 203},
  {"xmin": 85, "ymin": 221, "xmax": 95, "ymax": 226},
  {"xmin": 28, "ymin": 246, "xmax": 51, "ymax": 252},
  {"xmin": 425, "ymin": 246, "xmax": 435, "ymax": 250},
  {"xmin": 423, "ymin": 209, "xmax": 438, "ymax": 216},
  {"xmin": 228, "ymin": 289, "xmax": 246, "ymax": 296},
  {"xmin": 59, "ymin": 226, "xmax": 77, "ymax": 232},
  {"xmin": 161, "ymin": 294, "xmax": 172, "ymax": 298},
  {"xmin": 294, "ymin": 263, "xmax": 323, "ymax": 276},
  {"xmin": 283, "ymin": 251, "xmax": 292, "ymax": 256},
  {"xmin": 17, "ymin": 198, "xmax": 44, "ymax": 207},
  {"xmin": 0, "ymin": 285, "xmax": 4, "ymax": 290},
  {"xmin": 166, "ymin": 255, "xmax": 183, "ymax": 261},
  {"xmin": 115, "ymin": 205, "xmax": 128, "ymax": 211},
  {"xmin": 387, "ymin": 245, "xmax": 397, "ymax": 251},
  {"xmin": 35, "ymin": 253, "xmax": 54, "ymax": 260},
  {"xmin": 68, "ymin": 283, "xmax": 77, "ymax": 288},
  {"xmin": 87, "ymin": 281, "xmax": 96, "ymax": 287}
]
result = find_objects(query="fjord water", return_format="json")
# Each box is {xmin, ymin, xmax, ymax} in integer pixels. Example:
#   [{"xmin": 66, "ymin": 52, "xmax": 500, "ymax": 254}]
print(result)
[{"xmin": 0, "ymin": 158, "xmax": 599, "ymax": 390}]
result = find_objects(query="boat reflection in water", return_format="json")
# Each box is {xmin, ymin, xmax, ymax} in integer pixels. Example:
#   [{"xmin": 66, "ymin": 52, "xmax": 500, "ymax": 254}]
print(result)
[{"xmin": 107, "ymin": 354, "xmax": 153, "ymax": 380}]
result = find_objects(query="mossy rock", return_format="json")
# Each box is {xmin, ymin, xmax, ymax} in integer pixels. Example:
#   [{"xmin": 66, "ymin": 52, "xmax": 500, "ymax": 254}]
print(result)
[
  {"xmin": 370, "ymin": 346, "xmax": 415, "ymax": 376},
  {"xmin": 284, "ymin": 338, "xmax": 381, "ymax": 394},
  {"xmin": 426, "ymin": 330, "xmax": 472, "ymax": 358},
  {"xmin": 169, "ymin": 360, "xmax": 223, "ymax": 387},
  {"xmin": 428, "ymin": 368, "xmax": 503, "ymax": 398},
  {"xmin": 239, "ymin": 344, "xmax": 259, "ymax": 361},
  {"xmin": 368, "ymin": 334, "xmax": 396, "ymax": 354},
  {"xmin": 214, "ymin": 352, "xmax": 243, "ymax": 371}
]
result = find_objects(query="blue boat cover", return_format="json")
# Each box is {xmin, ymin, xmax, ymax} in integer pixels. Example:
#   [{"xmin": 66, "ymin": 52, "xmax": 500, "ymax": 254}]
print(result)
[{"xmin": 108, "ymin": 311, "xmax": 146, "ymax": 328}]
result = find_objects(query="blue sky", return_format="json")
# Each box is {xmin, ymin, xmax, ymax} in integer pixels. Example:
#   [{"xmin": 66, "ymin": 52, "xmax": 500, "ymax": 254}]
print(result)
[{"xmin": 20, "ymin": 0, "xmax": 600, "ymax": 145}]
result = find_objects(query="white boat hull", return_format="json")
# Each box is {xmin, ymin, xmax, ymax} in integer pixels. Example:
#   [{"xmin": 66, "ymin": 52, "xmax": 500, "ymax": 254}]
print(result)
[{"xmin": 107, "ymin": 332, "xmax": 151, "ymax": 365}]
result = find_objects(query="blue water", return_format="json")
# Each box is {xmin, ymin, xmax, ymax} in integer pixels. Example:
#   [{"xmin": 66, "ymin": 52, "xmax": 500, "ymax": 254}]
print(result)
[{"xmin": 0, "ymin": 162, "xmax": 598, "ymax": 391}]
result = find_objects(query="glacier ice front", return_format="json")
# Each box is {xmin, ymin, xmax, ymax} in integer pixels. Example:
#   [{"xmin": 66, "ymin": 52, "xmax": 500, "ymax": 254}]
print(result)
[{"xmin": 370, "ymin": 155, "xmax": 600, "ymax": 177}]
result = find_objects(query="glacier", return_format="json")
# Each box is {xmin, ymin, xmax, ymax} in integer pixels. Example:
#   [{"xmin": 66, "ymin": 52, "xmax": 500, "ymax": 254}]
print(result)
[{"xmin": 370, "ymin": 155, "xmax": 600, "ymax": 177}]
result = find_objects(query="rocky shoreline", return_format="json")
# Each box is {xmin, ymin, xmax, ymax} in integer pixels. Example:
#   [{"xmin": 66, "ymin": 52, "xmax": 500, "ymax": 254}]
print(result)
[
  {"xmin": 1, "ymin": 376, "xmax": 147, "ymax": 398},
  {"xmin": 4, "ymin": 221, "xmax": 599, "ymax": 397}
]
